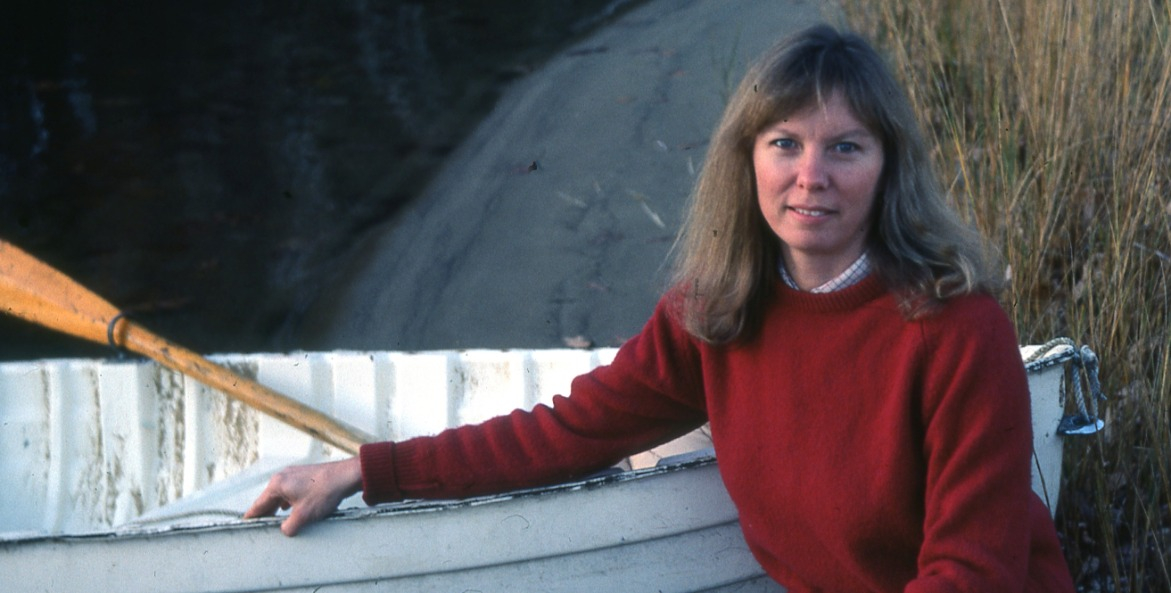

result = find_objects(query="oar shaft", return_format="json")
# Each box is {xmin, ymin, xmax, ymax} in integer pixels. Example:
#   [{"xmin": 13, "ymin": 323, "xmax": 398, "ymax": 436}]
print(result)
[
  {"xmin": 118, "ymin": 322, "xmax": 372, "ymax": 454},
  {"xmin": 1, "ymin": 239, "xmax": 375, "ymax": 455}
]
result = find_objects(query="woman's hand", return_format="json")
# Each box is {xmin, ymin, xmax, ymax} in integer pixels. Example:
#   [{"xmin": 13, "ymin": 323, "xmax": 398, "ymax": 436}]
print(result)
[{"xmin": 244, "ymin": 457, "xmax": 363, "ymax": 536}]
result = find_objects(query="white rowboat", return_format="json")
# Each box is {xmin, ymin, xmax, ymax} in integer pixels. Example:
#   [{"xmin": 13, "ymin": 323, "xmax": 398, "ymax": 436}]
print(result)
[{"xmin": 0, "ymin": 342, "xmax": 1099, "ymax": 592}]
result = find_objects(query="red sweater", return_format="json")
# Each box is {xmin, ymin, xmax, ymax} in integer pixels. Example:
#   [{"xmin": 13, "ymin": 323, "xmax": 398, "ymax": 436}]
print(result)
[{"xmin": 360, "ymin": 276, "xmax": 1075, "ymax": 592}]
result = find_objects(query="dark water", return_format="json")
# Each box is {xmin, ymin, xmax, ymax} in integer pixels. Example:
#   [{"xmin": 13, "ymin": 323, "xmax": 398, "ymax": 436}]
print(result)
[{"xmin": 0, "ymin": 0, "xmax": 643, "ymax": 360}]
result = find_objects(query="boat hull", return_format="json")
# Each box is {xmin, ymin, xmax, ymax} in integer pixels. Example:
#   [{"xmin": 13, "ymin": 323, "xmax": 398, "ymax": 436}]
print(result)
[{"xmin": 2, "ymin": 458, "xmax": 783, "ymax": 593}]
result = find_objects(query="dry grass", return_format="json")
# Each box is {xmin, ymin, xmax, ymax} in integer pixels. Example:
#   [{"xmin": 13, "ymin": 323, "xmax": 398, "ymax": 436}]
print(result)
[{"xmin": 837, "ymin": 0, "xmax": 1171, "ymax": 590}]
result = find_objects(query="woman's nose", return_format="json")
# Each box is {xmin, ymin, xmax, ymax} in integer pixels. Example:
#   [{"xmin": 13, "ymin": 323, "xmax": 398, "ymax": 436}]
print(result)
[{"xmin": 796, "ymin": 153, "xmax": 829, "ymax": 190}]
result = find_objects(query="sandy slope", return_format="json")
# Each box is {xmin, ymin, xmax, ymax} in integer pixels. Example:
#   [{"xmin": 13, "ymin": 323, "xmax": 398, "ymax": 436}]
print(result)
[{"xmin": 300, "ymin": 0, "xmax": 825, "ymax": 351}]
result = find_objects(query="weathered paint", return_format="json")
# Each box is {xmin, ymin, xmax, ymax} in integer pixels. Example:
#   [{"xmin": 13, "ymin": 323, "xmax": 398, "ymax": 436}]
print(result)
[{"xmin": 0, "ymin": 348, "xmax": 617, "ymax": 535}]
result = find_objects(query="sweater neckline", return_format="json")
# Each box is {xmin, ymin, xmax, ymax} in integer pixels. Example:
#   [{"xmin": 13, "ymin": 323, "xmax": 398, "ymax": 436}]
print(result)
[{"xmin": 773, "ymin": 273, "xmax": 888, "ymax": 313}]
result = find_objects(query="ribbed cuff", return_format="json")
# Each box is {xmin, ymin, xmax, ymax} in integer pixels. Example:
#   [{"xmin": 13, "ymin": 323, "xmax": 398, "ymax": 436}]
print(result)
[{"xmin": 359, "ymin": 441, "xmax": 402, "ymax": 505}]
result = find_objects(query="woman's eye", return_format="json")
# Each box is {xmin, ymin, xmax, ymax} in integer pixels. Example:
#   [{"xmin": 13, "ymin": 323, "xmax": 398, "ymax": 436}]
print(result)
[
  {"xmin": 771, "ymin": 138, "xmax": 797, "ymax": 150},
  {"xmin": 833, "ymin": 142, "xmax": 861, "ymax": 154}
]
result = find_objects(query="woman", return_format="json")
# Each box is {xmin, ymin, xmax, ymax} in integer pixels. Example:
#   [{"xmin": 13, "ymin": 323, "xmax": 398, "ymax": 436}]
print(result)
[{"xmin": 247, "ymin": 24, "xmax": 1075, "ymax": 592}]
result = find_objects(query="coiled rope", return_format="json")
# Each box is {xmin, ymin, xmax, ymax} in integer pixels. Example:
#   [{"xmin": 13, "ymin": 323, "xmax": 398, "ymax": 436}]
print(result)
[{"xmin": 1024, "ymin": 337, "xmax": 1105, "ymax": 435}]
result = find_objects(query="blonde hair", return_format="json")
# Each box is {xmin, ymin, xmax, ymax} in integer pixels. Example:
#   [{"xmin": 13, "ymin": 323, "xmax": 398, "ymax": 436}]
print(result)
[{"xmin": 671, "ymin": 24, "xmax": 1000, "ymax": 344}]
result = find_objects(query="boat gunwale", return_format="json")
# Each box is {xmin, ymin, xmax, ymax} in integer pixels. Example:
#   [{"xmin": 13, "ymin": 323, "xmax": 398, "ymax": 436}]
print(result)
[
  {"xmin": 0, "ymin": 453, "xmax": 720, "ymax": 545},
  {"xmin": 1022, "ymin": 344, "xmax": 1078, "ymax": 372}
]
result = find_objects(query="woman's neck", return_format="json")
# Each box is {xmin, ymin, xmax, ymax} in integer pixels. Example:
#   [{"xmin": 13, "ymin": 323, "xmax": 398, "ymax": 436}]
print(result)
[{"xmin": 781, "ymin": 250, "xmax": 871, "ymax": 292}]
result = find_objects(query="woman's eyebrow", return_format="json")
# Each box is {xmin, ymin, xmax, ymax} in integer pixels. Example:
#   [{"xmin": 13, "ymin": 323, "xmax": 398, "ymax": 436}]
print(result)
[
  {"xmin": 829, "ymin": 128, "xmax": 876, "ymax": 141},
  {"xmin": 757, "ymin": 124, "xmax": 877, "ymax": 142}
]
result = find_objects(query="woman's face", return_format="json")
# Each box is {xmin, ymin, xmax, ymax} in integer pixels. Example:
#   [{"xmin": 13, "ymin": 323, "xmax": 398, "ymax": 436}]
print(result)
[{"xmin": 752, "ymin": 92, "xmax": 885, "ymax": 285}]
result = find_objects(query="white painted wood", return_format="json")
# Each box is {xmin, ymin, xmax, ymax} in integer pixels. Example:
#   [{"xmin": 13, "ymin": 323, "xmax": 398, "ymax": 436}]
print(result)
[
  {"xmin": 1, "ymin": 458, "xmax": 784, "ymax": 593},
  {"xmin": 1027, "ymin": 359, "xmax": 1068, "ymax": 511},
  {"xmin": 0, "ymin": 362, "xmax": 51, "ymax": 534}
]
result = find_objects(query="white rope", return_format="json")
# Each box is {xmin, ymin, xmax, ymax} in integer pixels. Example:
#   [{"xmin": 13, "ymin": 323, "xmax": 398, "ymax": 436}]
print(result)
[
  {"xmin": 123, "ymin": 509, "xmax": 244, "ymax": 531},
  {"xmin": 1022, "ymin": 337, "xmax": 1077, "ymax": 364}
]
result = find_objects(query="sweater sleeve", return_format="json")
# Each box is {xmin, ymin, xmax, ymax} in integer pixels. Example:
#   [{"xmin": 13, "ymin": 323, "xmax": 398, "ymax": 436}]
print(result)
[
  {"xmin": 906, "ymin": 295, "xmax": 1042, "ymax": 593},
  {"xmin": 359, "ymin": 295, "xmax": 709, "ymax": 504}
]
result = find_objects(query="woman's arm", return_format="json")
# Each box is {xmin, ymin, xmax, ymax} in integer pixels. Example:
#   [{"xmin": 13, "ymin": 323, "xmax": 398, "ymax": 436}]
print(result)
[
  {"xmin": 361, "ymin": 297, "xmax": 708, "ymax": 504},
  {"xmin": 247, "ymin": 294, "xmax": 707, "ymax": 535},
  {"xmin": 908, "ymin": 295, "xmax": 1068, "ymax": 592}
]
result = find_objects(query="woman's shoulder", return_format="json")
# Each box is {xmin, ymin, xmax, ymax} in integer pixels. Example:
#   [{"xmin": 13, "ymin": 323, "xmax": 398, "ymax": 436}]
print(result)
[
  {"xmin": 933, "ymin": 290, "xmax": 1008, "ymax": 318},
  {"xmin": 913, "ymin": 290, "xmax": 1020, "ymax": 355}
]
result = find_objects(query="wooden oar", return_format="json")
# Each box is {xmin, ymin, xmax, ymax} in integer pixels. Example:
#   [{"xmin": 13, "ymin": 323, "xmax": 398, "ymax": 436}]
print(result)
[{"xmin": 0, "ymin": 238, "xmax": 375, "ymax": 455}]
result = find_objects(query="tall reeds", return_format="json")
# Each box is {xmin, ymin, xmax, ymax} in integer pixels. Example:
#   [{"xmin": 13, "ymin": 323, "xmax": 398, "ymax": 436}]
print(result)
[{"xmin": 838, "ymin": 0, "xmax": 1171, "ymax": 589}]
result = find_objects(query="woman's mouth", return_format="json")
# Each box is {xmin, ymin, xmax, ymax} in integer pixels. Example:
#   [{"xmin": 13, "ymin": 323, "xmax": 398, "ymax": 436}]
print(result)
[{"xmin": 790, "ymin": 206, "xmax": 834, "ymax": 217}]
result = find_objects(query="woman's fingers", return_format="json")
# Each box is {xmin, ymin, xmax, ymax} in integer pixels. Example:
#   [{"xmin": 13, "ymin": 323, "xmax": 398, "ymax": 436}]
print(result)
[
  {"xmin": 243, "ymin": 458, "xmax": 363, "ymax": 536},
  {"xmin": 280, "ymin": 498, "xmax": 332, "ymax": 536},
  {"xmin": 243, "ymin": 486, "xmax": 287, "ymax": 520}
]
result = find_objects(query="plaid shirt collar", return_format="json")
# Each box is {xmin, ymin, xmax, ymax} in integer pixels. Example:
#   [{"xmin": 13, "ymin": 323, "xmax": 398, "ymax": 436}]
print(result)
[{"xmin": 779, "ymin": 251, "xmax": 872, "ymax": 293}]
